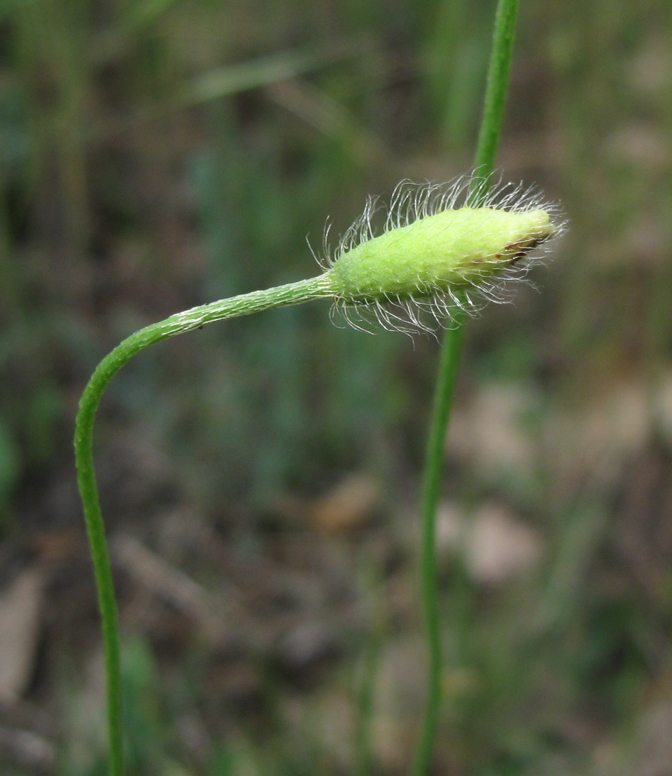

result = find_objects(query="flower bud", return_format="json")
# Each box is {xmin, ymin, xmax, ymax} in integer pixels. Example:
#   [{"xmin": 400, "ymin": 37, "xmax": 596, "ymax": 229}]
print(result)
[
  {"xmin": 330, "ymin": 206, "xmax": 555, "ymax": 300},
  {"xmin": 321, "ymin": 178, "xmax": 562, "ymax": 332}
]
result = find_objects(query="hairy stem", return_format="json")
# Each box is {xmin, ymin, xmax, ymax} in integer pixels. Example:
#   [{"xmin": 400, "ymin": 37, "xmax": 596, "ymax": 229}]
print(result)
[
  {"xmin": 412, "ymin": 1, "xmax": 520, "ymax": 774},
  {"xmin": 74, "ymin": 274, "xmax": 334, "ymax": 776}
]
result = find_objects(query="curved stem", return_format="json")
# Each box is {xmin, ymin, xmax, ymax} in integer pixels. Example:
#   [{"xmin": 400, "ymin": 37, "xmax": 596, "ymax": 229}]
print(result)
[
  {"xmin": 413, "ymin": 1, "xmax": 520, "ymax": 774},
  {"xmin": 74, "ymin": 274, "xmax": 334, "ymax": 776}
]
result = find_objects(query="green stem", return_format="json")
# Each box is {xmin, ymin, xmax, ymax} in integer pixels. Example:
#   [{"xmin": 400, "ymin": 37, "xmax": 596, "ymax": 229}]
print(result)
[
  {"xmin": 412, "ymin": 1, "xmax": 520, "ymax": 774},
  {"xmin": 411, "ymin": 310, "xmax": 466, "ymax": 776},
  {"xmin": 74, "ymin": 274, "xmax": 334, "ymax": 776},
  {"xmin": 473, "ymin": 0, "xmax": 521, "ymax": 180}
]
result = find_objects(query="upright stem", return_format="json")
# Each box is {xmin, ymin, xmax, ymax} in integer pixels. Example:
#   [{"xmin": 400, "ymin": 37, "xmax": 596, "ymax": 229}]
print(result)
[
  {"xmin": 411, "ymin": 309, "xmax": 466, "ymax": 776},
  {"xmin": 412, "ymin": 1, "xmax": 520, "ymax": 774},
  {"xmin": 74, "ymin": 274, "xmax": 334, "ymax": 776},
  {"xmin": 473, "ymin": 0, "xmax": 521, "ymax": 179}
]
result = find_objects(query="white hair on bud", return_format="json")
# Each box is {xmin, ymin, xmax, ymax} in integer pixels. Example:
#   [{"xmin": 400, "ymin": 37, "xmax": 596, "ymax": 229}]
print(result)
[{"xmin": 318, "ymin": 172, "xmax": 564, "ymax": 335}]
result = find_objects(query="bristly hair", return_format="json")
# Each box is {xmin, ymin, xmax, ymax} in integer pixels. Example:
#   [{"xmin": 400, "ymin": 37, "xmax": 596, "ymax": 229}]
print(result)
[{"xmin": 315, "ymin": 172, "xmax": 565, "ymax": 335}]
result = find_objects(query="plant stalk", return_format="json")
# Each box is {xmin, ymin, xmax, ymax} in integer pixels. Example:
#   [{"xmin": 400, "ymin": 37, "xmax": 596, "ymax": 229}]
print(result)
[
  {"xmin": 412, "ymin": 1, "xmax": 520, "ymax": 774},
  {"xmin": 74, "ymin": 274, "xmax": 334, "ymax": 776}
]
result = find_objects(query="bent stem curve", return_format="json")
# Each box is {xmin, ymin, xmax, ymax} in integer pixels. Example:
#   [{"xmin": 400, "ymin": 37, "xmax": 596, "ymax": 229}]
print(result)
[{"xmin": 74, "ymin": 274, "xmax": 334, "ymax": 776}]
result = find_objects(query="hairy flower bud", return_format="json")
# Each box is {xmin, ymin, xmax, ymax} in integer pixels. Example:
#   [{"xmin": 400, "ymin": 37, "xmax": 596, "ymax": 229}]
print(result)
[{"xmin": 319, "ymin": 176, "xmax": 563, "ymax": 333}]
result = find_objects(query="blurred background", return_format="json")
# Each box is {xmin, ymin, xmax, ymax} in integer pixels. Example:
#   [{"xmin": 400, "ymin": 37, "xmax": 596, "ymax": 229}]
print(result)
[{"xmin": 1, "ymin": 0, "xmax": 671, "ymax": 774}]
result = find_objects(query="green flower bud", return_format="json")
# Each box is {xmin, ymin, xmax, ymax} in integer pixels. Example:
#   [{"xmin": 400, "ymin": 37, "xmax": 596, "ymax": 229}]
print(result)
[
  {"xmin": 331, "ymin": 206, "xmax": 554, "ymax": 298},
  {"xmin": 320, "ymin": 177, "xmax": 563, "ymax": 332}
]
